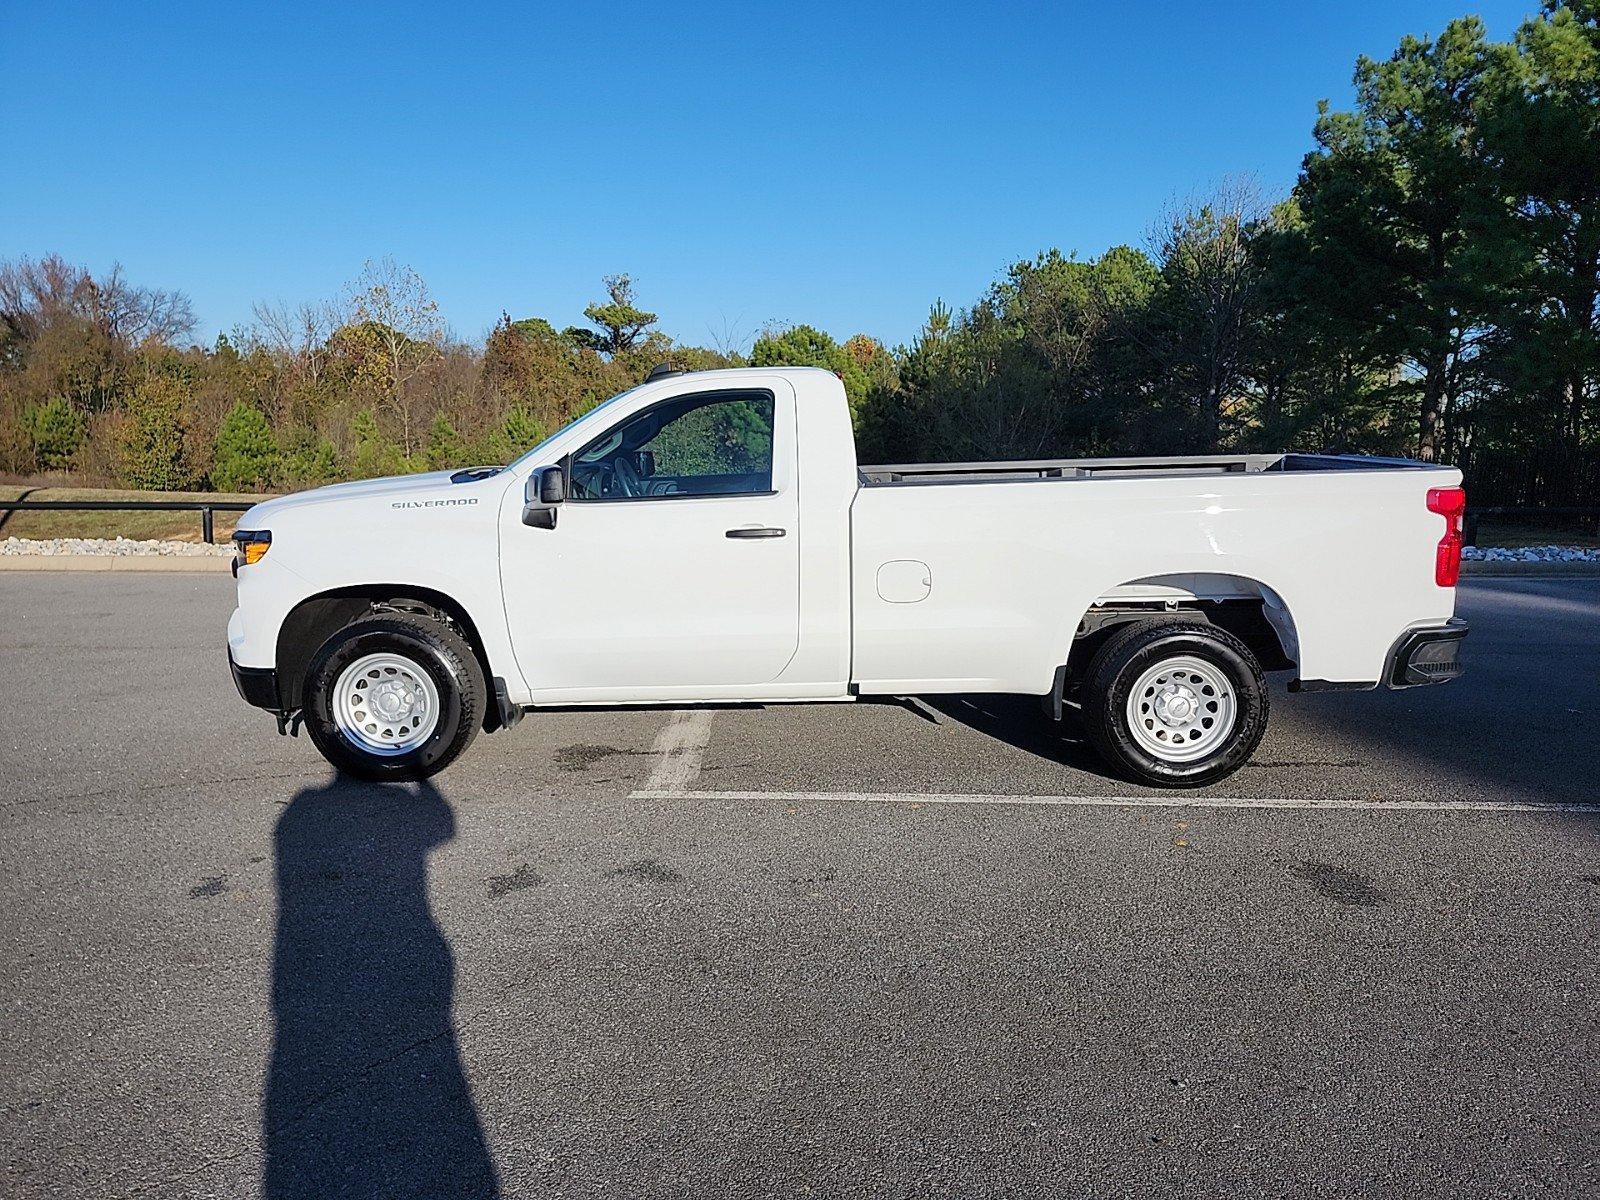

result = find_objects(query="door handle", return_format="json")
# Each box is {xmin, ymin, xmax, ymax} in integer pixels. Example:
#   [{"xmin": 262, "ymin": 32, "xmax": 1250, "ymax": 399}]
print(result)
[{"xmin": 725, "ymin": 527, "xmax": 786, "ymax": 539}]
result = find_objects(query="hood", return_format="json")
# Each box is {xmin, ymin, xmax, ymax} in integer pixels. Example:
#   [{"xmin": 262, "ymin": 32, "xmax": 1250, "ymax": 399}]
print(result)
[{"xmin": 237, "ymin": 469, "xmax": 498, "ymax": 529}]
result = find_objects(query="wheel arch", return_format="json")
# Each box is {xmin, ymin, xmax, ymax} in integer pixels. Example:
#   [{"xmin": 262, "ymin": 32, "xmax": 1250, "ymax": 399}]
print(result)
[
  {"xmin": 276, "ymin": 585, "xmax": 497, "ymax": 726},
  {"xmin": 1062, "ymin": 572, "xmax": 1301, "ymax": 687}
]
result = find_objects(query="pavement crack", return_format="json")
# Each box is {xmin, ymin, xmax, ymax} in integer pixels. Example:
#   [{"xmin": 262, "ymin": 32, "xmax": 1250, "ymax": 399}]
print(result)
[
  {"xmin": 1248, "ymin": 759, "xmax": 1364, "ymax": 769},
  {"xmin": 263, "ymin": 1023, "xmax": 464, "ymax": 1140},
  {"xmin": 6, "ymin": 768, "xmax": 318, "ymax": 812},
  {"xmin": 106, "ymin": 1135, "xmax": 258, "ymax": 1197}
]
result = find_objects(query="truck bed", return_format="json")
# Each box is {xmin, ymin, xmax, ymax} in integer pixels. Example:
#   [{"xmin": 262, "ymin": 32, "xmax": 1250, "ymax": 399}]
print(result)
[{"xmin": 858, "ymin": 453, "xmax": 1443, "ymax": 486}]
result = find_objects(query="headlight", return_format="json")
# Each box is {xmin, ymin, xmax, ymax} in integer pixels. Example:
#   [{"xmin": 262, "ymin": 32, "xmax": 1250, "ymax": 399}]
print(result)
[{"xmin": 233, "ymin": 529, "xmax": 272, "ymax": 567}]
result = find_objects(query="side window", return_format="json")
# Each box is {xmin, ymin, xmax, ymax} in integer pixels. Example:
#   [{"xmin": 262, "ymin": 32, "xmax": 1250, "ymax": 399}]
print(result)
[{"xmin": 569, "ymin": 391, "xmax": 775, "ymax": 501}]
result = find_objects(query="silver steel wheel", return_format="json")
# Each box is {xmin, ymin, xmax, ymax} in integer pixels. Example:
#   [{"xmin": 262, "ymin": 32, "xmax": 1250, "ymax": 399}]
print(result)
[
  {"xmin": 1125, "ymin": 654, "xmax": 1237, "ymax": 763},
  {"xmin": 332, "ymin": 652, "xmax": 441, "ymax": 756}
]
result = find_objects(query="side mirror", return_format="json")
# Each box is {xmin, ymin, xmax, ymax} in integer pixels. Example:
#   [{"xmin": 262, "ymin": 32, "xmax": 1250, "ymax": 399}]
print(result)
[
  {"xmin": 635, "ymin": 450, "xmax": 656, "ymax": 478},
  {"xmin": 523, "ymin": 465, "xmax": 565, "ymax": 529}
]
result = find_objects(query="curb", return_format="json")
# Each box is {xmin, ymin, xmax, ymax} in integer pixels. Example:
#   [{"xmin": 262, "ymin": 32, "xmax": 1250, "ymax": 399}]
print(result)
[
  {"xmin": 0, "ymin": 556, "xmax": 233, "ymax": 573},
  {"xmin": 1461, "ymin": 560, "xmax": 1600, "ymax": 578}
]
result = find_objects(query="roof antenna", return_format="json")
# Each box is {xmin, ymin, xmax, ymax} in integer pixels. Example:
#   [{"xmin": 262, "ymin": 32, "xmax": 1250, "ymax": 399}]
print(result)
[{"xmin": 646, "ymin": 363, "xmax": 686, "ymax": 382}]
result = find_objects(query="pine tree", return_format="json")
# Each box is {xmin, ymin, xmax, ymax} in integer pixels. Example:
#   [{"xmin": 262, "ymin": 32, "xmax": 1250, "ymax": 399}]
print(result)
[
  {"xmin": 26, "ymin": 398, "xmax": 86, "ymax": 471},
  {"xmin": 277, "ymin": 426, "xmax": 340, "ymax": 489},
  {"xmin": 211, "ymin": 401, "xmax": 277, "ymax": 491},
  {"xmin": 503, "ymin": 405, "xmax": 544, "ymax": 453},
  {"xmin": 583, "ymin": 274, "xmax": 658, "ymax": 356},
  {"xmin": 349, "ymin": 409, "xmax": 402, "ymax": 480},
  {"xmin": 425, "ymin": 413, "xmax": 464, "ymax": 470}
]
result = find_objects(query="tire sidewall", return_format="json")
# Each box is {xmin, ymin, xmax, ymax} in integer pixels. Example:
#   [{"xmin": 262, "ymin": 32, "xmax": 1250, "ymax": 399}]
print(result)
[
  {"xmin": 304, "ymin": 622, "xmax": 472, "ymax": 780},
  {"xmin": 1097, "ymin": 628, "xmax": 1267, "ymax": 786}
]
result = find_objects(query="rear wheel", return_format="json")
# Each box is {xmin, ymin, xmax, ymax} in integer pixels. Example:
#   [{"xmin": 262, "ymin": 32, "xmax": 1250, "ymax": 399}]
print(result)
[
  {"xmin": 302, "ymin": 612, "xmax": 485, "ymax": 781},
  {"xmin": 1082, "ymin": 620, "xmax": 1267, "ymax": 787}
]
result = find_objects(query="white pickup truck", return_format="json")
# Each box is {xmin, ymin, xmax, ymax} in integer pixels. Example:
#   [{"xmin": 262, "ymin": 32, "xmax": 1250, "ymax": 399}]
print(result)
[{"xmin": 228, "ymin": 366, "xmax": 1467, "ymax": 786}]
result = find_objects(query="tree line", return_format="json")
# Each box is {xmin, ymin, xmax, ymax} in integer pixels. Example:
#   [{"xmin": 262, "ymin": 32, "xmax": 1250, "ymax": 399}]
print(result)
[{"xmin": 2, "ymin": 3, "xmax": 1595, "ymax": 506}]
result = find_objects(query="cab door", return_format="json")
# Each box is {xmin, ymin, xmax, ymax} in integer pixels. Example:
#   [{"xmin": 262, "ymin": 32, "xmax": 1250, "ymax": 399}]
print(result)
[{"xmin": 500, "ymin": 384, "xmax": 801, "ymax": 701}]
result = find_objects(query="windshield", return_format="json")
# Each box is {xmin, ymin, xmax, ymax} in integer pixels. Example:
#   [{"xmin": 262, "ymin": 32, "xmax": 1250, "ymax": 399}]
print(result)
[{"xmin": 506, "ymin": 382, "xmax": 649, "ymax": 472}]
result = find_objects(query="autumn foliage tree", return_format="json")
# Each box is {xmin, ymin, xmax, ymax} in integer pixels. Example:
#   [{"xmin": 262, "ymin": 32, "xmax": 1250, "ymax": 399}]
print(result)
[
  {"xmin": 0, "ymin": 5, "xmax": 1595, "ymax": 511},
  {"xmin": 118, "ymin": 374, "xmax": 199, "ymax": 490}
]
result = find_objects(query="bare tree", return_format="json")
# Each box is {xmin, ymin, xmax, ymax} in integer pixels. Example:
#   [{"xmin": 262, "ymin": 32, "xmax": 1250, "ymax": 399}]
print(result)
[
  {"xmin": 344, "ymin": 258, "xmax": 446, "ymax": 455},
  {"xmin": 0, "ymin": 254, "xmax": 195, "ymax": 356},
  {"xmin": 249, "ymin": 298, "xmax": 345, "ymax": 388},
  {"xmin": 92, "ymin": 263, "xmax": 197, "ymax": 346},
  {"xmin": 706, "ymin": 311, "xmax": 752, "ymax": 360},
  {"xmin": 1138, "ymin": 179, "xmax": 1269, "ymax": 449},
  {"xmin": 0, "ymin": 255, "xmax": 87, "ymax": 352}
]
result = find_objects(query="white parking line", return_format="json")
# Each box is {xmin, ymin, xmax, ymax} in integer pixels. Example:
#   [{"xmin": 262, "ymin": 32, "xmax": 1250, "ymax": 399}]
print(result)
[
  {"xmin": 641, "ymin": 710, "xmax": 715, "ymax": 792},
  {"xmin": 630, "ymin": 789, "xmax": 1600, "ymax": 815}
]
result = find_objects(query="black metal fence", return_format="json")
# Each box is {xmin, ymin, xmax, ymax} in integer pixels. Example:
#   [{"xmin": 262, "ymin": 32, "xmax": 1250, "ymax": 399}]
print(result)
[
  {"xmin": 0, "ymin": 500, "xmax": 256, "ymax": 543},
  {"xmin": 1460, "ymin": 445, "xmax": 1600, "ymax": 511},
  {"xmin": 0, "ymin": 497, "xmax": 1593, "ymax": 548},
  {"xmin": 1464, "ymin": 506, "xmax": 1600, "ymax": 546}
]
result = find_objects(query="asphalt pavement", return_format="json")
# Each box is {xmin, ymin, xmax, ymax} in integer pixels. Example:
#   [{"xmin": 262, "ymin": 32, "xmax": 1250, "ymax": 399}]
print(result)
[{"xmin": 0, "ymin": 573, "xmax": 1595, "ymax": 1197}]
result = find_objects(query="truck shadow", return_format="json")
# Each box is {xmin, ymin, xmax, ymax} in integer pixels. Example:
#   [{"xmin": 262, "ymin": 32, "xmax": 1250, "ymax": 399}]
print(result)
[
  {"xmin": 263, "ymin": 777, "xmax": 500, "ymax": 1199},
  {"xmin": 922, "ymin": 580, "xmax": 1600, "ymax": 818},
  {"xmin": 915, "ymin": 694, "xmax": 1116, "ymax": 779}
]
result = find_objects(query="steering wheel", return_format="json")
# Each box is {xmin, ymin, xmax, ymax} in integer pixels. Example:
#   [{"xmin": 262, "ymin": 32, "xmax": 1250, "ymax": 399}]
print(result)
[{"xmin": 611, "ymin": 454, "xmax": 643, "ymax": 498}]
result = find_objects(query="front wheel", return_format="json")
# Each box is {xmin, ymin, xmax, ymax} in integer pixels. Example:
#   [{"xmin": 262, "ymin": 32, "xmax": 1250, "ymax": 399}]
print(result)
[
  {"xmin": 302, "ymin": 612, "xmax": 485, "ymax": 781},
  {"xmin": 1082, "ymin": 620, "xmax": 1268, "ymax": 787}
]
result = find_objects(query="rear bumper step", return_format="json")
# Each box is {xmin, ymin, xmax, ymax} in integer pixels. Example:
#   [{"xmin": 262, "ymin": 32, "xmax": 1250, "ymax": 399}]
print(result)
[
  {"xmin": 1386, "ymin": 619, "xmax": 1468, "ymax": 688},
  {"xmin": 1290, "ymin": 618, "xmax": 1468, "ymax": 693}
]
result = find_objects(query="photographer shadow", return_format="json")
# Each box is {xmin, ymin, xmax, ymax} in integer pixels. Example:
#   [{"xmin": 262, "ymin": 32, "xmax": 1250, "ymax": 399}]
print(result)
[{"xmin": 263, "ymin": 777, "xmax": 499, "ymax": 1199}]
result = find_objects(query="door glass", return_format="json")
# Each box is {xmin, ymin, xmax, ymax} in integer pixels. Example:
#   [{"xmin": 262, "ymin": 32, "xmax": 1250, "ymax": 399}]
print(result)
[{"xmin": 569, "ymin": 391, "xmax": 775, "ymax": 500}]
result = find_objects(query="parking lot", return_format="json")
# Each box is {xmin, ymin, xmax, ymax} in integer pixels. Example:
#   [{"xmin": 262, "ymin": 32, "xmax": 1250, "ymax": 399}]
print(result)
[{"xmin": 1, "ymin": 573, "xmax": 1596, "ymax": 1197}]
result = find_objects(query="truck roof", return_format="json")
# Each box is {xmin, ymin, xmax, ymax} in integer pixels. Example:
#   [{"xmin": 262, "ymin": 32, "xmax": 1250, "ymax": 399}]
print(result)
[{"xmin": 644, "ymin": 365, "xmax": 842, "ymax": 387}]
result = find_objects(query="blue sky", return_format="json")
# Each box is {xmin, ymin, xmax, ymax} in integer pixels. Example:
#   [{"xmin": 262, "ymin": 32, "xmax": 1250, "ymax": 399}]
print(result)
[{"xmin": 2, "ymin": 1, "xmax": 1537, "ymax": 350}]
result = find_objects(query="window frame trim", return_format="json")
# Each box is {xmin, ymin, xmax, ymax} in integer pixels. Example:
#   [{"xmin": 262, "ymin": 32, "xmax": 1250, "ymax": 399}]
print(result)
[{"xmin": 563, "ymin": 386, "xmax": 783, "ymax": 505}]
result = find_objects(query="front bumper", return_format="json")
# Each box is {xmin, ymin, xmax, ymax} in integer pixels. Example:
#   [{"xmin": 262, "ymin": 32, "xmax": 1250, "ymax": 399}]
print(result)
[
  {"xmin": 229, "ymin": 649, "xmax": 281, "ymax": 712},
  {"xmin": 1386, "ymin": 618, "xmax": 1468, "ymax": 688}
]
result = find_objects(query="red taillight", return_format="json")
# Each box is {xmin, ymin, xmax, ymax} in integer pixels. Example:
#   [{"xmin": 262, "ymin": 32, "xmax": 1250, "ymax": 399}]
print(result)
[{"xmin": 1427, "ymin": 486, "xmax": 1466, "ymax": 587}]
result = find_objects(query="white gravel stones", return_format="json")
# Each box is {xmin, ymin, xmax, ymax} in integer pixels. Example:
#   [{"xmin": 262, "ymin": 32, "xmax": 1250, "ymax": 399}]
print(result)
[
  {"xmin": 0, "ymin": 536, "xmax": 234, "ymax": 557},
  {"xmin": 1462, "ymin": 544, "xmax": 1600, "ymax": 563},
  {"xmin": 3, "ymin": 535, "xmax": 1595, "ymax": 563}
]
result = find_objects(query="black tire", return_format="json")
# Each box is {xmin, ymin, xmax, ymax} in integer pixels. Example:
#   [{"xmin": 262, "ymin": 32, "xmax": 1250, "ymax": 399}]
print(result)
[
  {"xmin": 302, "ymin": 611, "xmax": 486, "ymax": 781},
  {"xmin": 1081, "ymin": 620, "xmax": 1268, "ymax": 788}
]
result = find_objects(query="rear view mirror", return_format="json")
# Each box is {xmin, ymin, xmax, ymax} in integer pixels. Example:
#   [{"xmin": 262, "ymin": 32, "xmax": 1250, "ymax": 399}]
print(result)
[{"xmin": 523, "ymin": 465, "xmax": 565, "ymax": 529}]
